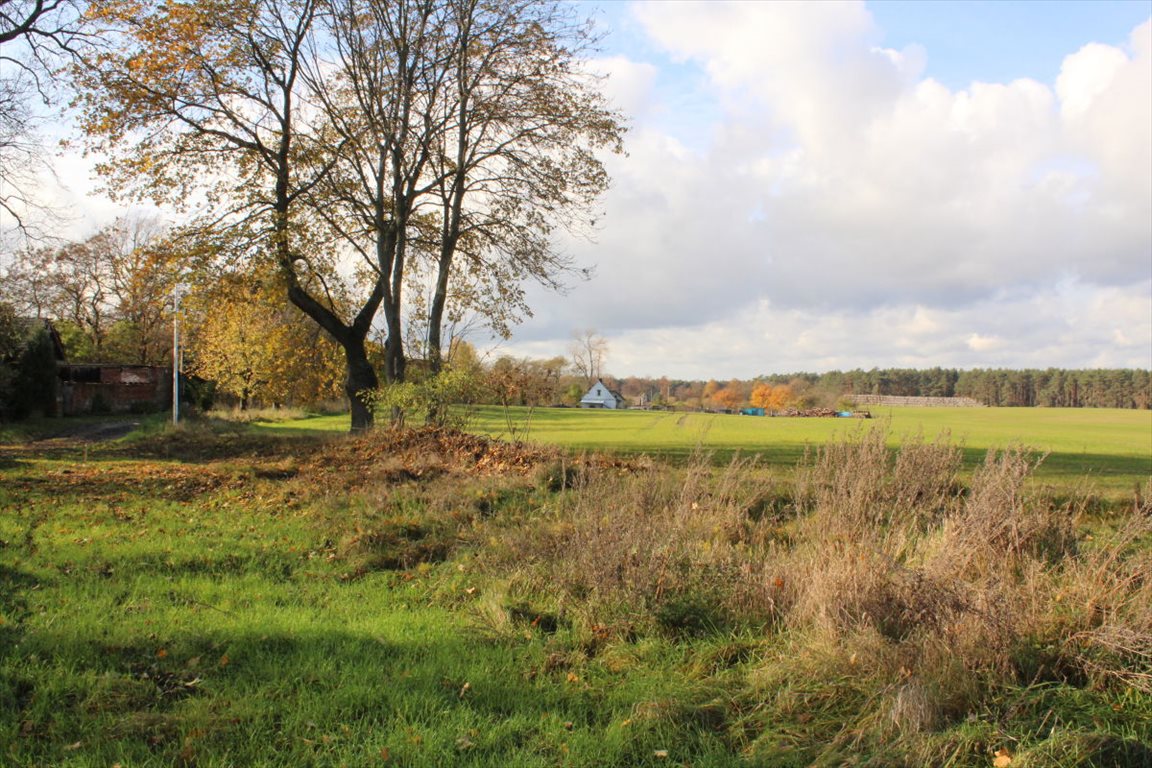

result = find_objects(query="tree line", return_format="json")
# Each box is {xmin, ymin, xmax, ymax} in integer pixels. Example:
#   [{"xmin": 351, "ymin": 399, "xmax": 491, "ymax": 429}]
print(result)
[
  {"xmin": 469, "ymin": 363, "xmax": 1151, "ymax": 412},
  {"xmin": 405, "ymin": 361, "xmax": 1152, "ymax": 413},
  {"xmin": 759, "ymin": 368, "xmax": 1151, "ymax": 410}
]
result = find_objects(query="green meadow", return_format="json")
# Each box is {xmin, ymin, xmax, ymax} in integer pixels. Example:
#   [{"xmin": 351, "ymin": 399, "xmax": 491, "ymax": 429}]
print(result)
[{"xmin": 260, "ymin": 405, "xmax": 1152, "ymax": 498}]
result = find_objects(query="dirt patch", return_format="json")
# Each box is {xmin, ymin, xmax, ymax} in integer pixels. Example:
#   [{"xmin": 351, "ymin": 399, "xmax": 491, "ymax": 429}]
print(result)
[
  {"xmin": 114, "ymin": 429, "xmax": 327, "ymax": 463},
  {"xmin": 299, "ymin": 426, "xmax": 560, "ymax": 485},
  {"xmin": 33, "ymin": 420, "xmax": 141, "ymax": 444},
  {"xmin": 2, "ymin": 461, "xmax": 241, "ymax": 503},
  {"xmin": 296, "ymin": 427, "xmax": 650, "ymax": 491}
]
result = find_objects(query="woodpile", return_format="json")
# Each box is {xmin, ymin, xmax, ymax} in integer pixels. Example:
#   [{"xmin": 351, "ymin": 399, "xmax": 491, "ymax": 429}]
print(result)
[{"xmin": 778, "ymin": 407, "xmax": 854, "ymax": 418}]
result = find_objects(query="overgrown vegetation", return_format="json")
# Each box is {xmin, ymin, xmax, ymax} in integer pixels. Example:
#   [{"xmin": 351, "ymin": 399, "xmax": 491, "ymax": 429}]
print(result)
[{"xmin": 1, "ymin": 420, "xmax": 1149, "ymax": 766}]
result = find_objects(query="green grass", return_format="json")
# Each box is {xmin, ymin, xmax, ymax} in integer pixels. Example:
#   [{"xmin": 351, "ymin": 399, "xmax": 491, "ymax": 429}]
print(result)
[
  {"xmin": 252, "ymin": 405, "xmax": 1151, "ymax": 498},
  {"xmin": 461, "ymin": 405, "xmax": 1151, "ymax": 497},
  {"xmin": 0, "ymin": 446, "xmax": 741, "ymax": 767}
]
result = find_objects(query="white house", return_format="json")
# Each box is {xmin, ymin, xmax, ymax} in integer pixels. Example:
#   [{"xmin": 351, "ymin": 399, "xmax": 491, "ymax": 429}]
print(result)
[{"xmin": 579, "ymin": 378, "xmax": 625, "ymax": 409}]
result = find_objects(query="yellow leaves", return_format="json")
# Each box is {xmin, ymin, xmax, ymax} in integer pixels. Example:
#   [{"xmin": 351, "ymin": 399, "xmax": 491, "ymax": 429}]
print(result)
[
  {"xmin": 993, "ymin": 747, "xmax": 1013, "ymax": 767},
  {"xmin": 750, "ymin": 382, "xmax": 796, "ymax": 412},
  {"xmin": 184, "ymin": 272, "xmax": 346, "ymax": 406}
]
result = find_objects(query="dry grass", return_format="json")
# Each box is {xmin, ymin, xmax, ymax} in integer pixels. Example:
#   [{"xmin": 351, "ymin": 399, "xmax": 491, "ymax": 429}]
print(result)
[{"xmin": 482, "ymin": 424, "xmax": 1151, "ymax": 761}]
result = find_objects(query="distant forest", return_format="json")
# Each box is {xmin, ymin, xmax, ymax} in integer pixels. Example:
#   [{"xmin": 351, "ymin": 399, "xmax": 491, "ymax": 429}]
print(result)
[{"xmin": 753, "ymin": 368, "xmax": 1151, "ymax": 409}]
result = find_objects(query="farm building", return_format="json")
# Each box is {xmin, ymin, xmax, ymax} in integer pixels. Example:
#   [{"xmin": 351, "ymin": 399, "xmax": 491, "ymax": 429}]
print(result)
[
  {"xmin": 2, "ymin": 318, "xmax": 173, "ymax": 418},
  {"xmin": 580, "ymin": 378, "xmax": 625, "ymax": 409},
  {"xmin": 58, "ymin": 364, "xmax": 171, "ymax": 416}
]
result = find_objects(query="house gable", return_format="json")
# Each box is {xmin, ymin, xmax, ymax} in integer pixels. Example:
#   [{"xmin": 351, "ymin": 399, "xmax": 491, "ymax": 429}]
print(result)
[{"xmin": 579, "ymin": 378, "xmax": 624, "ymax": 409}]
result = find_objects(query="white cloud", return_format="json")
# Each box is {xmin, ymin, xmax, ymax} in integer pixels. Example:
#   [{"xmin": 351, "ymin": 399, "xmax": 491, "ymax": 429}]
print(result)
[
  {"xmin": 502, "ymin": 2, "xmax": 1151, "ymax": 377},
  {"xmin": 587, "ymin": 55, "xmax": 660, "ymax": 122},
  {"xmin": 966, "ymin": 334, "xmax": 1004, "ymax": 353}
]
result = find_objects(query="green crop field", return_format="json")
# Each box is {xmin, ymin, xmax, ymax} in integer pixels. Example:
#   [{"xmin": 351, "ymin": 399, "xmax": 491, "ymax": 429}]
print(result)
[{"xmin": 259, "ymin": 405, "xmax": 1152, "ymax": 498}]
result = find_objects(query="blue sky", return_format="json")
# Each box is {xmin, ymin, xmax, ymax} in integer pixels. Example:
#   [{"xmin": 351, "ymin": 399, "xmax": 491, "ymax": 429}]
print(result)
[{"xmin": 870, "ymin": 1, "xmax": 1151, "ymax": 88}]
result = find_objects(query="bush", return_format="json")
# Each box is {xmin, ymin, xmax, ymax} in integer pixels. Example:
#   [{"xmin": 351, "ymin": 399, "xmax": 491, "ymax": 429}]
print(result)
[
  {"xmin": 1, "ymin": 321, "xmax": 59, "ymax": 420},
  {"xmin": 370, "ymin": 368, "xmax": 479, "ymax": 429}
]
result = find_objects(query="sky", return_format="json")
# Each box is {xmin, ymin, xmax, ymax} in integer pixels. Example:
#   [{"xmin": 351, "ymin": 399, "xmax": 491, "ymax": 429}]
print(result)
[
  {"xmin": 12, "ymin": 0, "xmax": 1152, "ymax": 381},
  {"xmin": 492, "ymin": 0, "xmax": 1152, "ymax": 379}
]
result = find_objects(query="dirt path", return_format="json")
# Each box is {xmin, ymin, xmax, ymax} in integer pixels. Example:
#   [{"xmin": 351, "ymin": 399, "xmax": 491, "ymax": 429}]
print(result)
[{"xmin": 20, "ymin": 420, "xmax": 141, "ymax": 447}]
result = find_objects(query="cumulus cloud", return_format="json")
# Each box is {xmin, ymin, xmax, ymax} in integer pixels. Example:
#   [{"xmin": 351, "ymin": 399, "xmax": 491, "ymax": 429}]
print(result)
[{"xmin": 502, "ymin": 1, "xmax": 1151, "ymax": 376}]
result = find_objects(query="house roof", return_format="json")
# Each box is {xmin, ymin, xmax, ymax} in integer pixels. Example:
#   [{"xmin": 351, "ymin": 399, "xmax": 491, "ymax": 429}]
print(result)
[{"xmin": 581, "ymin": 378, "xmax": 624, "ymax": 403}]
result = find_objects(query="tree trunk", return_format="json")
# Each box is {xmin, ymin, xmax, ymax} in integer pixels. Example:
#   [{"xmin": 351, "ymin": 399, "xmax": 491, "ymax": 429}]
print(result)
[
  {"xmin": 286, "ymin": 282, "xmax": 382, "ymax": 432},
  {"xmin": 343, "ymin": 337, "xmax": 378, "ymax": 432},
  {"xmin": 426, "ymin": 250, "xmax": 453, "ymax": 375}
]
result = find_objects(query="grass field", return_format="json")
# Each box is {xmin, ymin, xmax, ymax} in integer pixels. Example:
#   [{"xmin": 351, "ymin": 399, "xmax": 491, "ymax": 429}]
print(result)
[
  {"xmin": 2, "ymin": 414, "xmax": 1149, "ymax": 766},
  {"xmin": 258, "ymin": 405, "xmax": 1152, "ymax": 499}
]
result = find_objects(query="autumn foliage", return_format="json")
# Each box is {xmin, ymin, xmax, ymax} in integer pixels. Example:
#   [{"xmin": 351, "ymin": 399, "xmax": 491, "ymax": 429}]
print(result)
[
  {"xmin": 750, "ymin": 382, "xmax": 795, "ymax": 412},
  {"xmin": 185, "ymin": 274, "xmax": 344, "ymax": 409}
]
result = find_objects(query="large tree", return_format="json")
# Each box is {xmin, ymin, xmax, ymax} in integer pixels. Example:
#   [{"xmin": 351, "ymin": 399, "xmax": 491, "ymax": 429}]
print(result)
[
  {"xmin": 308, "ymin": 0, "xmax": 622, "ymax": 378},
  {"xmin": 75, "ymin": 0, "xmax": 391, "ymax": 427},
  {"xmin": 75, "ymin": 0, "xmax": 621, "ymax": 431},
  {"xmin": 419, "ymin": 0, "xmax": 622, "ymax": 373}
]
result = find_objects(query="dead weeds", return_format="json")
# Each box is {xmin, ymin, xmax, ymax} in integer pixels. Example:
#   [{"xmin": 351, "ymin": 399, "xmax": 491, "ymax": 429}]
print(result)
[{"xmin": 296, "ymin": 426, "xmax": 642, "ymax": 488}]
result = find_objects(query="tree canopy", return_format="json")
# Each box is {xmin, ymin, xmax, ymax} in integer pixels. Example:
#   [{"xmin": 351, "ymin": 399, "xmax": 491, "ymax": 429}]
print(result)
[{"xmin": 74, "ymin": 0, "xmax": 623, "ymax": 430}]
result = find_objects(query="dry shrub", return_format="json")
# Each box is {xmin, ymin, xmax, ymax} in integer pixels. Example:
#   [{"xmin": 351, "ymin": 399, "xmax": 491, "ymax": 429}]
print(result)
[
  {"xmin": 479, "ymin": 425, "xmax": 1148, "ymax": 758},
  {"xmin": 1054, "ymin": 510, "xmax": 1152, "ymax": 692},
  {"xmin": 795, "ymin": 426, "xmax": 963, "ymax": 551},
  {"xmin": 785, "ymin": 542, "xmax": 971, "ymax": 644},
  {"xmin": 491, "ymin": 453, "xmax": 778, "ymax": 635},
  {"xmin": 752, "ymin": 435, "xmax": 1142, "ymax": 759},
  {"xmin": 931, "ymin": 448, "xmax": 1077, "ymax": 580},
  {"xmin": 784, "ymin": 430, "xmax": 974, "ymax": 646}
]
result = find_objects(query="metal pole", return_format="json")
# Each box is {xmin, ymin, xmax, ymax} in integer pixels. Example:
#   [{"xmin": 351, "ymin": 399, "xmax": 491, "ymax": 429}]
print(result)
[{"xmin": 172, "ymin": 289, "xmax": 181, "ymax": 424}]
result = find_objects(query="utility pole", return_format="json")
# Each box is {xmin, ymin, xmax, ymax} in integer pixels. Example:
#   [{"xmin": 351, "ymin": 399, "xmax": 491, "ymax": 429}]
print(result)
[{"xmin": 172, "ymin": 286, "xmax": 184, "ymax": 424}]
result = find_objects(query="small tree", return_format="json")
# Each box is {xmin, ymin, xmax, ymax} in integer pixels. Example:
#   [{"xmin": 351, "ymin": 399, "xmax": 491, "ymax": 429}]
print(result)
[
  {"xmin": 751, "ymin": 382, "xmax": 794, "ymax": 413},
  {"xmin": 712, "ymin": 381, "xmax": 745, "ymax": 412},
  {"xmin": 570, "ymin": 328, "xmax": 608, "ymax": 384},
  {"xmin": 185, "ymin": 273, "xmax": 345, "ymax": 409},
  {"xmin": 1, "ymin": 319, "xmax": 58, "ymax": 419}
]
